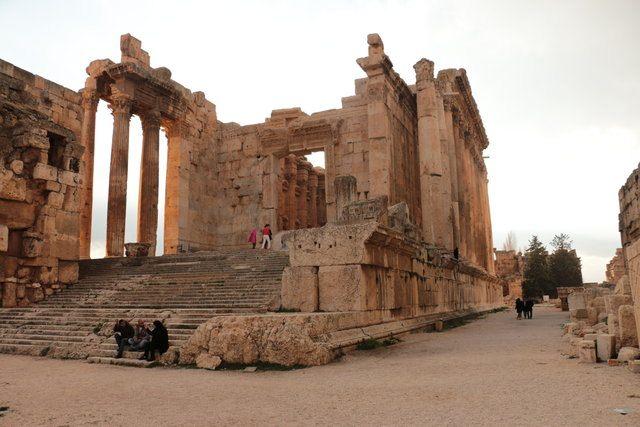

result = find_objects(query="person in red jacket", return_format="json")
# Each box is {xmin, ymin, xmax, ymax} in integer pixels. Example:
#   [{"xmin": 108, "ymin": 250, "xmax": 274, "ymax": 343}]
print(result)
[{"xmin": 261, "ymin": 224, "xmax": 272, "ymax": 249}]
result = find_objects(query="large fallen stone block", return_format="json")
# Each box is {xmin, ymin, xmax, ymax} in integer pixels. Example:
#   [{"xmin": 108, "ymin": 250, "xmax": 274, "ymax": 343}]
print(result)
[
  {"xmin": 617, "ymin": 347, "xmax": 640, "ymax": 362},
  {"xmin": 568, "ymin": 293, "xmax": 586, "ymax": 310},
  {"xmin": 596, "ymin": 334, "xmax": 616, "ymax": 362},
  {"xmin": 628, "ymin": 360, "xmax": 640, "ymax": 374},
  {"xmin": 578, "ymin": 340, "xmax": 597, "ymax": 363},
  {"xmin": 618, "ymin": 305, "xmax": 638, "ymax": 348}
]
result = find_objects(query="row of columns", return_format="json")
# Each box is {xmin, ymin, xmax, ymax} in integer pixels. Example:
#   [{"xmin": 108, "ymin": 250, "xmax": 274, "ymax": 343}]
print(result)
[
  {"xmin": 79, "ymin": 89, "xmax": 161, "ymax": 258},
  {"xmin": 414, "ymin": 61, "xmax": 494, "ymax": 273},
  {"xmin": 278, "ymin": 155, "xmax": 327, "ymax": 231}
]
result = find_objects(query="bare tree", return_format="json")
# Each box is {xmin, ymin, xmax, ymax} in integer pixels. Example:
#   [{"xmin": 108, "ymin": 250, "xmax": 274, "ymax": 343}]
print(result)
[{"xmin": 503, "ymin": 231, "xmax": 517, "ymax": 251}]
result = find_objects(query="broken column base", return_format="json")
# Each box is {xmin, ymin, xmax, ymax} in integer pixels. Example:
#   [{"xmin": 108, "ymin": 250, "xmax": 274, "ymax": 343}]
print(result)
[{"xmin": 578, "ymin": 340, "xmax": 597, "ymax": 363}]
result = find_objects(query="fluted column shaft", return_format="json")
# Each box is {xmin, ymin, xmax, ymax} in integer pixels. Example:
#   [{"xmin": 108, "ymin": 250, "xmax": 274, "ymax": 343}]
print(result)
[
  {"xmin": 137, "ymin": 110, "xmax": 161, "ymax": 256},
  {"xmin": 106, "ymin": 94, "xmax": 132, "ymax": 257},
  {"xmin": 79, "ymin": 90, "xmax": 99, "ymax": 259},
  {"xmin": 308, "ymin": 171, "xmax": 319, "ymax": 227},
  {"xmin": 297, "ymin": 162, "xmax": 309, "ymax": 229},
  {"xmin": 285, "ymin": 155, "xmax": 298, "ymax": 230}
]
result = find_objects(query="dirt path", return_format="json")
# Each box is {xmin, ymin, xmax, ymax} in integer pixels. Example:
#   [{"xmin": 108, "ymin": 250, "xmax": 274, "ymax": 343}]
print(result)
[{"xmin": 1, "ymin": 306, "xmax": 639, "ymax": 426}]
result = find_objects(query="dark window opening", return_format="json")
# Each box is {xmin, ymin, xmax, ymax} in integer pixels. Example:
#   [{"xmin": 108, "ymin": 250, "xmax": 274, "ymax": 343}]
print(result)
[{"xmin": 47, "ymin": 132, "xmax": 66, "ymax": 170}]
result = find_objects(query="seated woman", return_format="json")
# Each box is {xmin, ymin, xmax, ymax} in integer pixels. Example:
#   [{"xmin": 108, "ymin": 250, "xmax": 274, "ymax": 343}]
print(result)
[{"xmin": 142, "ymin": 320, "xmax": 169, "ymax": 362}]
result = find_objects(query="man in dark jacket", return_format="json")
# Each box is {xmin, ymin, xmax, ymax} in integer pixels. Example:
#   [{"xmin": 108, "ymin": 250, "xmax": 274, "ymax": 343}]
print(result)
[
  {"xmin": 515, "ymin": 298, "xmax": 524, "ymax": 320},
  {"xmin": 113, "ymin": 319, "xmax": 135, "ymax": 358},
  {"xmin": 525, "ymin": 299, "xmax": 535, "ymax": 319}
]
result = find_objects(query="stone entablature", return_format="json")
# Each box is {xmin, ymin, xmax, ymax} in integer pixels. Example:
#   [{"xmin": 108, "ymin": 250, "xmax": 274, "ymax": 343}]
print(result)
[{"xmin": 0, "ymin": 59, "xmax": 83, "ymax": 307}]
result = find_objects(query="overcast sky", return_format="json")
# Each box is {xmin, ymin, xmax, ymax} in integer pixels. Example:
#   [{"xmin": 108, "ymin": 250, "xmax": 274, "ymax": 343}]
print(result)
[{"xmin": 1, "ymin": 0, "xmax": 639, "ymax": 281}]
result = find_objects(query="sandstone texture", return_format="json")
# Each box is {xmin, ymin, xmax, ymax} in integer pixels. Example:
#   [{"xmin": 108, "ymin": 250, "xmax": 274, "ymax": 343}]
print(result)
[{"xmin": 179, "ymin": 314, "xmax": 336, "ymax": 367}]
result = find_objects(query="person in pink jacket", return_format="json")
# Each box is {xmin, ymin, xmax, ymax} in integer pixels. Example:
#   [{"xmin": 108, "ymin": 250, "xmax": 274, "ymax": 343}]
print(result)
[{"xmin": 247, "ymin": 228, "xmax": 258, "ymax": 249}]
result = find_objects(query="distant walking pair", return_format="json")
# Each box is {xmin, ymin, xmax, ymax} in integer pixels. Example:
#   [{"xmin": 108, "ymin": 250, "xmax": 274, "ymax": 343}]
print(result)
[
  {"xmin": 248, "ymin": 224, "xmax": 272, "ymax": 249},
  {"xmin": 515, "ymin": 298, "xmax": 534, "ymax": 320}
]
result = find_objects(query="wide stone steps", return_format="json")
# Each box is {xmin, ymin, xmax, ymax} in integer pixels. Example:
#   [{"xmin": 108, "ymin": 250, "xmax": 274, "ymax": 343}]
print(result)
[{"xmin": 0, "ymin": 249, "xmax": 290, "ymax": 364}]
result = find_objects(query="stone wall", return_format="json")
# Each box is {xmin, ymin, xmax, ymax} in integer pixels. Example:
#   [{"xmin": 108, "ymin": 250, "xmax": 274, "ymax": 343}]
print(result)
[
  {"xmin": 618, "ymin": 163, "xmax": 640, "ymax": 345},
  {"xmin": 280, "ymin": 202, "xmax": 502, "ymax": 320},
  {"xmin": 0, "ymin": 59, "xmax": 83, "ymax": 307},
  {"xmin": 606, "ymin": 248, "xmax": 626, "ymax": 285},
  {"xmin": 494, "ymin": 249, "xmax": 524, "ymax": 302}
]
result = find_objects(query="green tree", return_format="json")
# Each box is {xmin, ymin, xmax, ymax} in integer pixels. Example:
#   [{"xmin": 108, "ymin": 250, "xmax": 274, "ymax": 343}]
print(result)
[
  {"xmin": 522, "ymin": 236, "xmax": 551, "ymax": 299},
  {"xmin": 548, "ymin": 233, "xmax": 583, "ymax": 292}
]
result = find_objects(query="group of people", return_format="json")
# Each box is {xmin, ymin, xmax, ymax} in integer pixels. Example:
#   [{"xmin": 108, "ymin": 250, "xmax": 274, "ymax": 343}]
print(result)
[
  {"xmin": 113, "ymin": 319, "xmax": 169, "ymax": 361},
  {"xmin": 247, "ymin": 224, "xmax": 272, "ymax": 249},
  {"xmin": 515, "ymin": 298, "xmax": 535, "ymax": 319}
]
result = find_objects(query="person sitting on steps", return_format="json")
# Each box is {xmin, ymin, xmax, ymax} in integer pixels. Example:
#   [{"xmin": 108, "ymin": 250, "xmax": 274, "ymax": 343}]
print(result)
[
  {"xmin": 113, "ymin": 319, "xmax": 134, "ymax": 359},
  {"xmin": 142, "ymin": 320, "xmax": 170, "ymax": 362},
  {"xmin": 128, "ymin": 319, "xmax": 151, "ymax": 359}
]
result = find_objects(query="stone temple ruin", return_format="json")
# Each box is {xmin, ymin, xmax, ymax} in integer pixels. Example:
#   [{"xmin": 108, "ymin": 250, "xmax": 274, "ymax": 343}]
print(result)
[
  {"xmin": 0, "ymin": 34, "xmax": 502, "ymax": 367},
  {"xmin": 561, "ymin": 164, "xmax": 640, "ymax": 371},
  {"xmin": 494, "ymin": 249, "xmax": 524, "ymax": 304}
]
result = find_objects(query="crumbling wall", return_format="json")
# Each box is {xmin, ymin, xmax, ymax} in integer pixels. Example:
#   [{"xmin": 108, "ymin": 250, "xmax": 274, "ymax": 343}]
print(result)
[
  {"xmin": 618, "ymin": 164, "xmax": 640, "ymax": 346},
  {"xmin": 0, "ymin": 59, "xmax": 83, "ymax": 307}
]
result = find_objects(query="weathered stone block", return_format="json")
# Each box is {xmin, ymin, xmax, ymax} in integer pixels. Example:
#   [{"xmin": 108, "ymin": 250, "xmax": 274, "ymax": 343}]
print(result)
[
  {"xmin": 318, "ymin": 265, "xmax": 367, "ymax": 311},
  {"xmin": 618, "ymin": 347, "xmax": 640, "ymax": 362},
  {"xmin": 21, "ymin": 234, "xmax": 43, "ymax": 258},
  {"xmin": 578, "ymin": 340, "xmax": 597, "ymax": 363},
  {"xmin": 281, "ymin": 266, "xmax": 318, "ymax": 312},
  {"xmin": 0, "ymin": 224, "xmax": 7, "ymax": 252},
  {"xmin": 596, "ymin": 334, "xmax": 616, "ymax": 362},
  {"xmin": 567, "ymin": 293, "xmax": 586, "ymax": 310},
  {"xmin": 32, "ymin": 163, "xmax": 58, "ymax": 181},
  {"xmin": 0, "ymin": 177, "xmax": 27, "ymax": 201},
  {"xmin": 570, "ymin": 308, "xmax": 588, "ymax": 320},
  {"xmin": 2, "ymin": 281, "xmax": 17, "ymax": 307},
  {"xmin": 628, "ymin": 360, "xmax": 640, "ymax": 374},
  {"xmin": 58, "ymin": 261, "xmax": 78, "ymax": 284},
  {"xmin": 618, "ymin": 305, "xmax": 638, "ymax": 348}
]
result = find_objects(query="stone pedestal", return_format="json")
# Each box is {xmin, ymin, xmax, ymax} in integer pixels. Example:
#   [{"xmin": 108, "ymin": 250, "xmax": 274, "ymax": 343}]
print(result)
[
  {"xmin": 596, "ymin": 334, "xmax": 616, "ymax": 361},
  {"xmin": 578, "ymin": 340, "xmax": 597, "ymax": 363}
]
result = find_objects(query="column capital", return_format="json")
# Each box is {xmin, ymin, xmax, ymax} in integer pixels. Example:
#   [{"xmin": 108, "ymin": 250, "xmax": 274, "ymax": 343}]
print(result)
[
  {"xmin": 108, "ymin": 90, "xmax": 133, "ymax": 117},
  {"xmin": 81, "ymin": 89, "xmax": 99, "ymax": 111},
  {"xmin": 414, "ymin": 58, "xmax": 435, "ymax": 87},
  {"xmin": 141, "ymin": 109, "xmax": 162, "ymax": 129}
]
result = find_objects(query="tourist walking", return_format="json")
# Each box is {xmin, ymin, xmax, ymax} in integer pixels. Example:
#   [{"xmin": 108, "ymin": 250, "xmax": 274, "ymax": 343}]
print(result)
[
  {"xmin": 525, "ymin": 299, "xmax": 534, "ymax": 319},
  {"xmin": 261, "ymin": 224, "xmax": 272, "ymax": 249},
  {"xmin": 113, "ymin": 319, "xmax": 134, "ymax": 358},
  {"xmin": 143, "ymin": 320, "xmax": 170, "ymax": 361},
  {"xmin": 247, "ymin": 228, "xmax": 258, "ymax": 249},
  {"xmin": 515, "ymin": 298, "xmax": 524, "ymax": 320}
]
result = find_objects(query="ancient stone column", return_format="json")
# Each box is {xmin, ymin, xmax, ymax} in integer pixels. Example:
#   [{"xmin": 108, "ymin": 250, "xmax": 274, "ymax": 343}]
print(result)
[
  {"xmin": 79, "ymin": 89, "xmax": 99, "ymax": 259},
  {"xmin": 415, "ymin": 59, "xmax": 446, "ymax": 246},
  {"xmin": 296, "ymin": 160, "xmax": 310, "ymax": 229},
  {"xmin": 308, "ymin": 169, "xmax": 319, "ymax": 228},
  {"xmin": 137, "ymin": 110, "xmax": 161, "ymax": 256},
  {"xmin": 105, "ymin": 92, "xmax": 133, "ymax": 257},
  {"xmin": 444, "ymin": 98, "xmax": 461, "ymax": 252},
  {"xmin": 316, "ymin": 170, "xmax": 327, "ymax": 226},
  {"xmin": 284, "ymin": 155, "xmax": 298, "ymax": 230},
  {"xmin": 453, "ymin": 117, "xmax": 468, "ymax": 259}
]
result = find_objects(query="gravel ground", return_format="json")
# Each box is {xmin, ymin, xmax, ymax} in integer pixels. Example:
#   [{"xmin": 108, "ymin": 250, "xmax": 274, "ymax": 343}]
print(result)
[{"xmin": 1, "ymin": 306, "xmax": 639, "ymax": 426}]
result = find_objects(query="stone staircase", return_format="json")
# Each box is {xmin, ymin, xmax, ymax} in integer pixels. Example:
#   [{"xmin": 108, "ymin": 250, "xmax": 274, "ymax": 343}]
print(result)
[{"xmin": 0, "ymin": 249, "xmax": 289, "ymax": 366}]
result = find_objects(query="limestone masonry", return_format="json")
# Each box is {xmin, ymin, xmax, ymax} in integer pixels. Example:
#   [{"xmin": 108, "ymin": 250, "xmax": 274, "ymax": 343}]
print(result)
[{"xmin": 0, "ymin": 34, "xmax": 502, "ymax": 366}]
